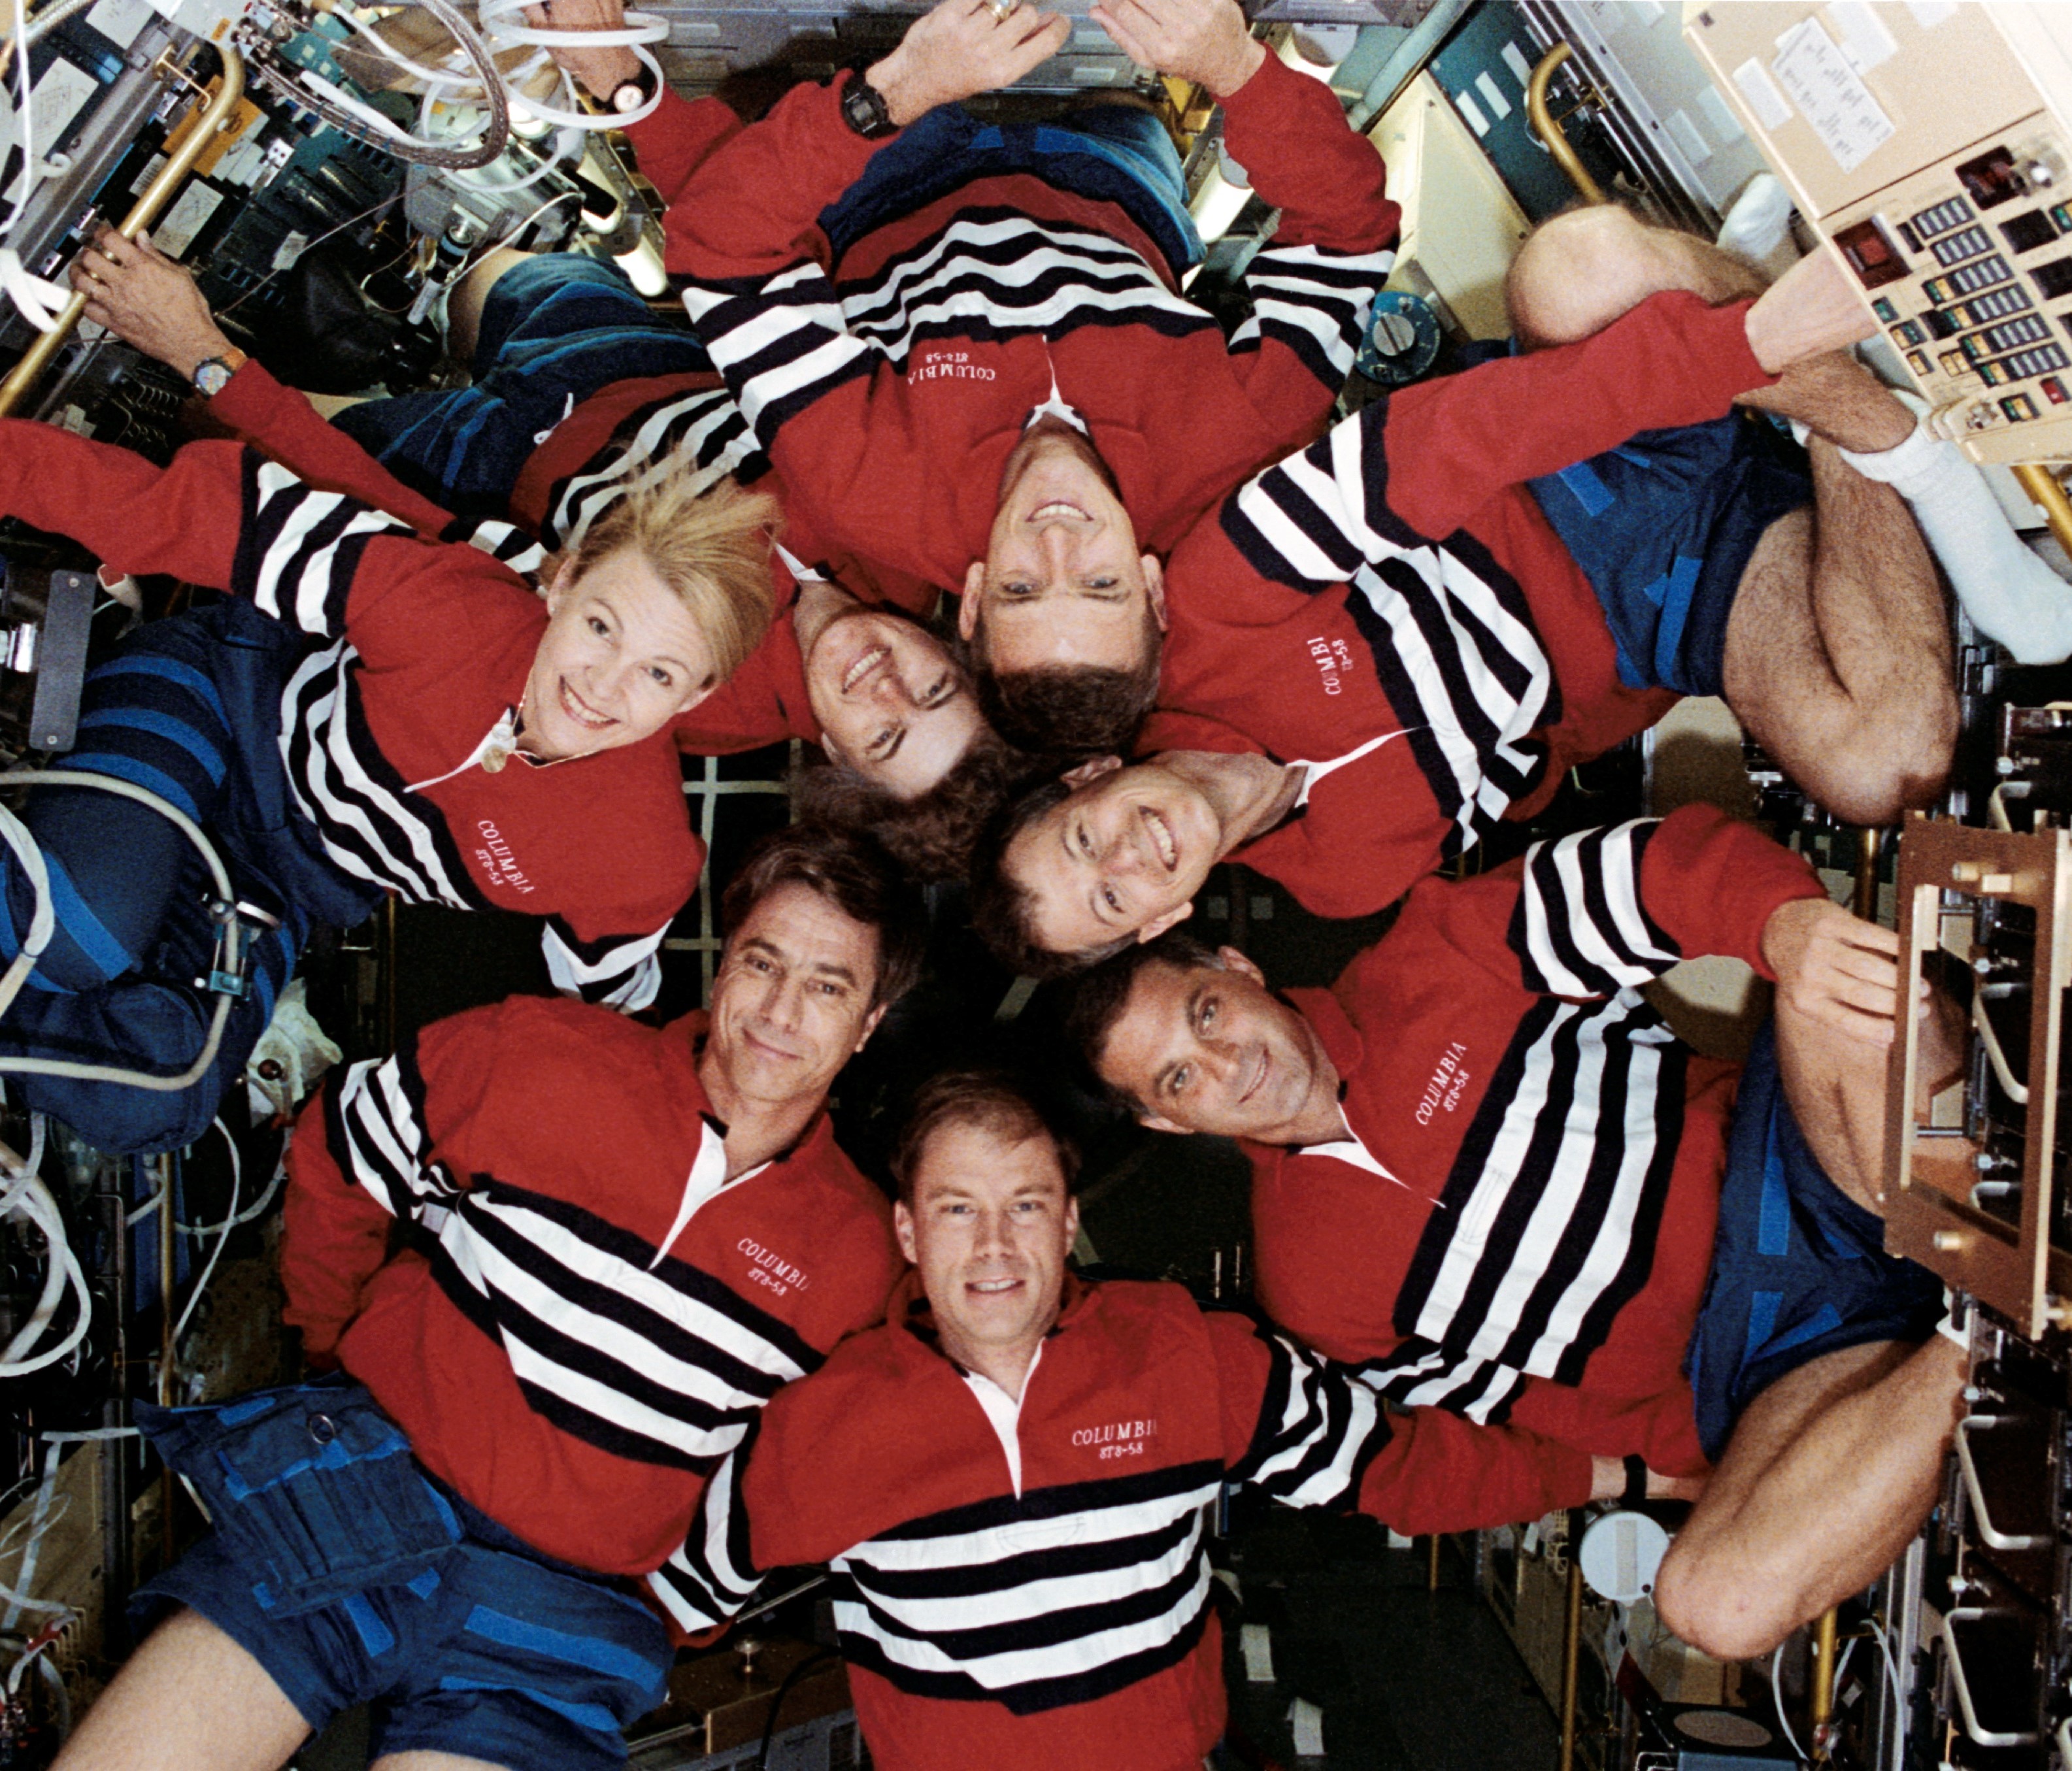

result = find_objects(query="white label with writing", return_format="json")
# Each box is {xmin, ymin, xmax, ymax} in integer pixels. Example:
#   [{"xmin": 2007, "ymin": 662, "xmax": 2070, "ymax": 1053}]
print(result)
[
  {"xmin": 1770, "ymin": 16, "xmax": 1895, "ymax": 173},
  {"xmin": 152, "ymin": 180, "xmax": 223, "ymax": 259},
  {"xmin": 29, "ymin": 58, "xmax": 98, "ymax": 150}
]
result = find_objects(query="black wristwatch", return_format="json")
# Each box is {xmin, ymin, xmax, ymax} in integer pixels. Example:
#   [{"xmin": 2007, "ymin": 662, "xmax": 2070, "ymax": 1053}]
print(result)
[
  {"xmin": 607, "ymin": 59, "xmax": 658, "ymax": 115},
  {"xmin": 840, "ymin": 71, "xmax": 897, "ymax": 140}
]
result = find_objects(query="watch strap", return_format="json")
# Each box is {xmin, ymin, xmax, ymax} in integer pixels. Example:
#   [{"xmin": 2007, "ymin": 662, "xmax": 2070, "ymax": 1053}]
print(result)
[
  {"xmin": 192, "ymin": 348, "xmax": 247, "ymax": 396},
  {"xmin": 1620, "ymin": 1453, "xmax": 1648, "ymax": 1509},
  {"xmin": 609, "ymin": 59, "xmax": 658, "ymax": 114},
  {"xmin": 841, "ymin": 70, "xmax": 897, "ymax": 140}
]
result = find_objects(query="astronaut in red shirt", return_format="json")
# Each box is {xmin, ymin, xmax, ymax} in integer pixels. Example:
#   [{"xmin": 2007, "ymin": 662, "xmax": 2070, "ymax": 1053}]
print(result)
[
  {"xmin": 643, "ymin": 1067, "xmax": 1673, "ymax": 1770},
  {"xmin": 55, "ymin": 825, "xmax": 924, "ymax": 1771},
  {"xmin": 969, "ymin": 229, "xmax": 1960, "ymax": 976},
  {"xmin": 1067, "ymin": 806, "xmax": 1965, "ymax": 1660},
  {"xmin": 0, "ymin": 421, "xmax": 768, "ymax": 1151}
]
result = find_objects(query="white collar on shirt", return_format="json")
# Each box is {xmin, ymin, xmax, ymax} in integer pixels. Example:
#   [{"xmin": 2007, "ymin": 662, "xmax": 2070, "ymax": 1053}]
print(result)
[{"xmin": 962, "ymin": 1341, "xmax": 1045, "ymax": 1499}]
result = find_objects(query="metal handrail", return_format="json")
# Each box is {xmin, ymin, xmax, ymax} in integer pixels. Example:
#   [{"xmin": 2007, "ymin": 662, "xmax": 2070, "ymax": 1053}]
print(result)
[
  {"xmin": 1525, "ymin": 42, "xmax": 1606, "ymax": 207},
  {"xmin": 1943, "ymin": 1608, "xmax": 2041, "ymax": 1747},
  {"xmin": 0, "ymin": 44, "xmax": 246, "ymax": 417},
  {"xmin": 1954, "ymin": 1414, "xmax": 2049, "ymax": 1551},
  {"xmin": 2014, "ymin": 463, "xmax": 2072, "ymax": 582}
]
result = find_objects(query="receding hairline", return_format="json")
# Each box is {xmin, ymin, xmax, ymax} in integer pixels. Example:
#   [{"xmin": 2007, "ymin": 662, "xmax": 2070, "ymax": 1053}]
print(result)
[{"xmin": 906, "ymin": 1114, "xmax": 1073, "ymax": 1199}]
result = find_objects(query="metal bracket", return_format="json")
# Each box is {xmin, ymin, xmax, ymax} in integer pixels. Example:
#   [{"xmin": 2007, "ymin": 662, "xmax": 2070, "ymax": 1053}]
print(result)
[{"xmin": 1952, "ymin": 1415, "xmax": 2048, "ymax": 1551}]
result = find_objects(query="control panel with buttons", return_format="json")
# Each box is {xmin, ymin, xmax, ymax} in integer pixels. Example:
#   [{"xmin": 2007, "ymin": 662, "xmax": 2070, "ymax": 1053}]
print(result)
[{"xmin": 1822, "ymin": 117, "xmax": 2072, "ymax": 462}]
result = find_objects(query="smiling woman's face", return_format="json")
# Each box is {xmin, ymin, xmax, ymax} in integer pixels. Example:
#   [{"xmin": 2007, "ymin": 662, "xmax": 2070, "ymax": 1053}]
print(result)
[
  {"xmin": 802, "ymin": 605, "xmax": 982, "ymax": 799},
  {"xmin": 522, "ymin": 550, "xmax": 719, "ymax": 759}
]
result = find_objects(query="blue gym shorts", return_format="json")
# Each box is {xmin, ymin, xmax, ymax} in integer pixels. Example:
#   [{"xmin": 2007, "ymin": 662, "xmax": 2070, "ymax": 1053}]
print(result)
[
  {"xmin": 132, "ymin": 1379, "xmax": 671, "ymax": 1769},
  {"xmin": 1456, "ymin": 335, "xmax": 1814, "ymax": 699},
  {"xmin": 331, "ymin": 253, "xmax": 711, "ymax": 523},
  {"xmin": 818, "ymin": 101, "xmax": 1203, "ymax": 282},
  {"xmin": 1684, "ymin": 1022, "xmax": 1943, "ymax": 1464},
  {"xmin": 1528, "ymin": 412, "xmax": 1813, "ymax": 699}
]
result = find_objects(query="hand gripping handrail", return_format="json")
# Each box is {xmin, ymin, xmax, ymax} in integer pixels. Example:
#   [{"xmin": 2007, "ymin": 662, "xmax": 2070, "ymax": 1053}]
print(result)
[{"xmin": 0, "ymin": 43, "xmax": 245, "ymax": 418}]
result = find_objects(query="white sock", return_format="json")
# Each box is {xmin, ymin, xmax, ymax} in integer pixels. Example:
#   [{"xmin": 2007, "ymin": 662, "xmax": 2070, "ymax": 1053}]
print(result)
[
  {"xmin": 1716, "ymin": 173, "xmax": 1792, "ymax": 263},
  {"xmin": 1840, "ymin": 420, "xmax": 2072, "ymax": 664}
]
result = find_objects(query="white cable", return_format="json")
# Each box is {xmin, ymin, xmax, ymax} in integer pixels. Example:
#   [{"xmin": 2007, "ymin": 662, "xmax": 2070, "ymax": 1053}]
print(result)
[
  {"xmin": 474, "ymin": 0, "xmax": 668, "ymax": 131},
  {"xmin": 171, "ymin": 1134, "xmax": 238, "ymax": 1352},
  {"xmin": 174, "ymin": 1121, "xmax": 279, "ymax": 1235},
  {"xmin": 0, "ymin": 769, "xmax": 240, "ymax": 1093},
  {"xmin": 0, "ymin": 1439, "xmax": 65, "ymax": 1630},
  {"xmin": 332, "ymin": 3, "xmax": 480, "ymax": 92},
  {"xmin": 0, "ymin": 801, "xmax": 56, "ymax": 1023},
  {"xmin": 0, "ymin": 1430, "xmax": 137, "ymax": 1638},
  {"xmin": 1772, "ymin": 1642, "xmax": 1809, "ymax": 1765},
  {"xmin": 0, "ymin": 1175, "xmax": 89, "ymax": 1378},
  {"xmin": 0, "ymin": 0, "xmax": 72, "ymax": 332}
]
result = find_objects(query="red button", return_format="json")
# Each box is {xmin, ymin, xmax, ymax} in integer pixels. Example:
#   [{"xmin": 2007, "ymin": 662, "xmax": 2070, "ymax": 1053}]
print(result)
[{"xmin": 2044, "ymin": 376, "xmax": 2067, "ymax": 403}]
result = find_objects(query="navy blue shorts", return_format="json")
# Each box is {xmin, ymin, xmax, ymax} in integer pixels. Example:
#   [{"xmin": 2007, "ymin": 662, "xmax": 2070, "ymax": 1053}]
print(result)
[
  {"xmin": 1684, "ymin": 1023, "xmax": 1943, "ymax": 1463},
  {"xmin": 134, "ymin": 1380, "xmax": 671, "ymax": 1769},
  {"xmin": 818, "ymin": 101, "xmax": 1202, "ymax": 282},
  {"xmin": 1528, "ymin": 412, "xmax": 1813, "ymax": 698},
  {"xmin": 333, "ymin": 254, "xmax": 711, "ymax": 523}
]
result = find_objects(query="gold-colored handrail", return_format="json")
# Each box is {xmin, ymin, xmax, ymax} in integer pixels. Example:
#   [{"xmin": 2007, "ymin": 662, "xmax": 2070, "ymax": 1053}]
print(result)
[
  {"xmin": 1809, "ymin": 1606, "xmax": 1839, "ymax": 1760},
  {"xmin": 0, "ymin": 42, "xmax": 246, "ymax": 418},
  {"xmin": 2013, "ymin": 461, "xmax": 2072, "ymax": 571},
  {"xmin": 1556, "ymin": 1549, "xmax": 1582, "ymax": 1771},
  {"xmin": 1526, "ymin": 42, "xmax": 1606, "ymax": 208}
]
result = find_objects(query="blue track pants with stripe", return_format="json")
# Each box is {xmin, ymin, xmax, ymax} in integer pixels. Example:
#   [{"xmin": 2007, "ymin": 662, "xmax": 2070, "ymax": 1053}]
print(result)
[{"xmin": 0, "ymin": 599, "xmax": 378, "ymax": 1154}]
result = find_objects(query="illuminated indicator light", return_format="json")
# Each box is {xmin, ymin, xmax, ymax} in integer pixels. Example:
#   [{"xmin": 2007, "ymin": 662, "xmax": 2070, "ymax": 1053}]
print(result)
[
  {"xmin": 2001, "ymin": 393, "xmax": 2037, "ymax": 420},
  {"xmin": 1908, "ymin": 350, "xmax": 1932, "ymax": 376},
  {"xmin": 1980, "ymin": 360, "xmax": 2009, "ymax": 384},
  {"xmin": 1943, "ymin": 350, "xmax": 1969, "ymax": 374},
  {"xmin": 1873, "ymin": 297, "xmax": 1897, "ymax": 322},
  {"xmin": 1893, "ymin": 321, "xmax": 1923, "ymax": 346},
  {"xmin": 1923, "ymin": 277, "xmax": 1954, "ymax": 302},
  {"xmin": 2055, "ymin": 204, "xmax": 2072, "ymax": 231},
  {"xmin": 2042, "ymin": 376, "xmax": 2067, "ymax": 403},
  {"xmin": 1962, "ymin": 334, "xmax": 1989, "ymax": 360}
]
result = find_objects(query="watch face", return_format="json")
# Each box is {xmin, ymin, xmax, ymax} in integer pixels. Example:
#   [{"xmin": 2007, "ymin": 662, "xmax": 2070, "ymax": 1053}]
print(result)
[
  {"xmin": 194, "ymin": 360, "xmax": 233, "ymax": 397},
  {"xmin": 843, "ymin": 80, "xmax": 891, "ymax": 137}
]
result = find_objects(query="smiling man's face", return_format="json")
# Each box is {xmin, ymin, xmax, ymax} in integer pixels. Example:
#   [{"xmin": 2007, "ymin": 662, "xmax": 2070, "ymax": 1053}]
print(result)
[
  {"xmin": 705, "ymin": 882, "xmax": 886, "ymax": 1114},
  {"xmin": 961, "ymin": 422, "xmax": 1165, "ymax": 677},
  {"xmin": 894, "ymin": 1118, "xmax": 1078, "ymax": 1371},
  {"xmin": 801, "ymin": 604, "xmax": 983, "ymax": 799},
  {"xmin": 1094, "ymin": 950, "xmax": 1338, "ymax": 1145}
]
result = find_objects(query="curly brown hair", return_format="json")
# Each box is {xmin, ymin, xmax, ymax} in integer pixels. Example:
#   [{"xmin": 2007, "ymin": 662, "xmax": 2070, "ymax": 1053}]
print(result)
[
  {"xmin": 794, "ymin": 727, "xmax": 1041, "ymax": 884},
  {"xmin": 967, "ymin": 597, "xmax": 1163, "ymax": 759}
]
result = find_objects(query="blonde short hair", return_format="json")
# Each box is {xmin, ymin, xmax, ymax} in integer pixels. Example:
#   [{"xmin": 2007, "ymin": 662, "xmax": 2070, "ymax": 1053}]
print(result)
[{"xmin": 562, "ymin": 472, "xmax": 782, "ymax": 683}]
